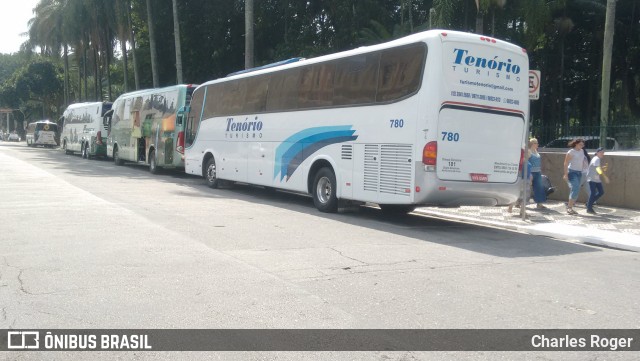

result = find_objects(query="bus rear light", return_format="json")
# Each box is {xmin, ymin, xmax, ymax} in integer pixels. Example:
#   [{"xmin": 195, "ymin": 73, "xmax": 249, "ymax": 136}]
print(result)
[
  {"xmin": 96, "ymin": 131, "xmax": 103, "ymax": 145},
  {"xmin": 422, "ymin": 141, "xmax": 437, "ymax": 166},
  {"xmin": 176, "ymin": 131, "xmax": 185, "ymax": 154},
  {"xmin": 415, "ymin": 186, "xmax": 421, "ymax": 193}
]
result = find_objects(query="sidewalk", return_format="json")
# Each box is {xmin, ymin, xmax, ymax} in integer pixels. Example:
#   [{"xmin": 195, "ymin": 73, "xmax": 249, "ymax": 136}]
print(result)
[{"xmin": 415, "ymin": 201, "xmax": 640, "ymax": 252}]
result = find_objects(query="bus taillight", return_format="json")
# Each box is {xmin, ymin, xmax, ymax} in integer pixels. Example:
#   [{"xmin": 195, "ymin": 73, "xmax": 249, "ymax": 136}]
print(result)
[
  {"xmin": 422, "ymin": 141, "xmax": 437, "ymax": 166},
  {"xmin": 176, "ymin": 131, "xmax": 185, "ymax": 154},
  {"xmin": 96, "ymin": 131, "xmax": 103, "ymax": 145}
]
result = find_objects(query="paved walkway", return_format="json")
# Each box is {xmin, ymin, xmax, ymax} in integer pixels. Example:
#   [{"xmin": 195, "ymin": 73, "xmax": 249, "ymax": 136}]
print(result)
[{"xmin": 415, "ymin": 201, "xmax": 640, "ymax": 252}]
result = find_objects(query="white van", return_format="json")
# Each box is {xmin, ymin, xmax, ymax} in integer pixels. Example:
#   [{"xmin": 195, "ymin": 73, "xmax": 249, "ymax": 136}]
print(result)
[{"xmin": 60, "ymin": 102, "xmax": 112, "ymax": 158}]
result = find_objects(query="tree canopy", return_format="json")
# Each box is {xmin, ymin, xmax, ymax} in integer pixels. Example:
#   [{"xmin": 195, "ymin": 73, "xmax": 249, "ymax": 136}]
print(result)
[{"xmin": 0, "ymin": 0, "xmax": 638, "ymax": 146}]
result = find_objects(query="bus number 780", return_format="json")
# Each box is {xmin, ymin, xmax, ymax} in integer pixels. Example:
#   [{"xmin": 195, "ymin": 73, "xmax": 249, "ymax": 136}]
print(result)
[{"xmin": 441, "ymin": 132, "xmax": 460, "ymax": 142}]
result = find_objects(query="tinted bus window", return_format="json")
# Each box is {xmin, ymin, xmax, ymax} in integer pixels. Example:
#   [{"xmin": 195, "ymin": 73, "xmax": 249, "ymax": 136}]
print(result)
[
  {"xmin": 266, "ymin": 68, "xmax": 301, "ymax": 112},
  {"xmin": 376, "ymin": 43, "xmax": 426, "ymax": 102},
  {"xmin": 186, "ymin": 87, "xmax": 206, "ymax": 148},
  {"xmin": 333, "ymin": 53, "xmax": 380, "ymax": 106}
]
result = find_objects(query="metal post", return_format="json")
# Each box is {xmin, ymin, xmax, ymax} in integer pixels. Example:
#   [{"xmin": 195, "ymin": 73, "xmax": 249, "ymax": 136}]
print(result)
[{"xmin": 521, "ymin": 101, "xmax": 532, "ymax": 220}]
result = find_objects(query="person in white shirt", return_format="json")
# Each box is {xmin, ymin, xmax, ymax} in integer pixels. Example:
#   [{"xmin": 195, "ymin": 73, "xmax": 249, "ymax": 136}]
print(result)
[
  {"xmin": 562, "ymin": 138, "xmax": 585, "ymax": 215},
  {"xmin": 586, "ymin": 148, "xmax": 608, "ymax": 214}
]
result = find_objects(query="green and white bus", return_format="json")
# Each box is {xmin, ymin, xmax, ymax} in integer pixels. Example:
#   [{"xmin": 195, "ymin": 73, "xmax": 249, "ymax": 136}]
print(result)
[
  {"xmin": 103, "ymin": 84, "xmax": 196, "ymax": 173},
  {"xmin": 59, "ymin": 102, "xmax": 112, "ymax": 158},
  {"xmin": 184, "ymin": 30, "xmax": 529, "ymax": 213}
]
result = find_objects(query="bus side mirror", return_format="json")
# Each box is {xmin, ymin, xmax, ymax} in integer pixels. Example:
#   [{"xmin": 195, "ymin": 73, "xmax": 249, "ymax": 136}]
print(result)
[
  {"xmin": 176, "ymin": 106, "xmax": 190, "ymax": 126},
  {"xmin": 103, "ymin": 109, "xmax": 114, "ymax": 130}
]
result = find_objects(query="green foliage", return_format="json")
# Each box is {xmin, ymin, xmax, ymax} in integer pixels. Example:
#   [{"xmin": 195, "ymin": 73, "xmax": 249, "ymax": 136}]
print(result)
[{"xmin": 0, "ymin": 0, "xmax": 637, "ymax": 129}]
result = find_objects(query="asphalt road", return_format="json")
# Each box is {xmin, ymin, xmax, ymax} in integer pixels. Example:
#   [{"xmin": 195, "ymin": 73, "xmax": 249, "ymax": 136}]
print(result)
[{"xmin": 1, "ymin": 142, "xmax": 638, "ymax": 360}]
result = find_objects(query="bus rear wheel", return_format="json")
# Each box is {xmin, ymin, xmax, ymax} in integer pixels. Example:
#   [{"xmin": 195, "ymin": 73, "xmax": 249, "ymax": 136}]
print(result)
[
  {"xmin": 312, "ymin": 167, "xmax": 338, "ymax": 213},
  {"xmin": 205, "ymin": 157, "xmax": 218, "ymax": 188},
  {"xmin": 63, "ymin": 141, "xmax": 72, "ymax": 155}
]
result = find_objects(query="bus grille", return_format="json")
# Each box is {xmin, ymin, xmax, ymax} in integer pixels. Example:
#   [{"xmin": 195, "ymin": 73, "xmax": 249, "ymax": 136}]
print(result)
[
  {"xmin": 364, "ymin": 144, "xmax": 413, "ymax": 196},
  {"xmin": 341, "ymin": 145, "xmax": 353, "ymax": 160}
]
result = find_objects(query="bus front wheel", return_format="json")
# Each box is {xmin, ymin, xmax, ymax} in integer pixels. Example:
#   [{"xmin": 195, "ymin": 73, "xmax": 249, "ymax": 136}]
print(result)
[
  {"xmin": 313, "ymin": 167, "xmax": 338, "ymax": 213},
  {"xmin": 205, "ymin": 157, "xmax": 219, "ymax": 189}
]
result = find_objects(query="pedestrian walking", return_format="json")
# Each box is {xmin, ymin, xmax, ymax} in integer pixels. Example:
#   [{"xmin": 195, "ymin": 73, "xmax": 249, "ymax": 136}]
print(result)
[
  {"xmin": 580, "ymin": 147, "xmax": 592, "ymax": 201},
  {"xmin": 586, "ymin": 148, "xmax": 608, "ymax": 214},
  {"xmin": 563, "ymin": 138, "xmax": 585, "ymax": 215},
  {"xmin": 528, "ymin": 138, "xmax": 546, "ymax": 209}
]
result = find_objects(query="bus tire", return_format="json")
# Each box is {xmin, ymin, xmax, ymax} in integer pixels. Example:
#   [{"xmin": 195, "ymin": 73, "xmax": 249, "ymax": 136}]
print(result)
[
  {"xmin": 114, "ymin": 146, "xmax": 124, "ymax": 166},
  {"xmin": 379, "ymin": 204, "xmax": 416, "ymax": 215},
  {"xmin": 149, "ymin": 149, "xmax": 158, "ymax": 174},
  {"xmin": 63, "ymin": 141, "xmax": 72, "ymax": 154},
  {"xmin": 312, "ymin": 167, "xmax": 338, "ymax": 213},
  {"xmin": 204, "ymin": 157, "xmax": 219, "ymax": 188}
]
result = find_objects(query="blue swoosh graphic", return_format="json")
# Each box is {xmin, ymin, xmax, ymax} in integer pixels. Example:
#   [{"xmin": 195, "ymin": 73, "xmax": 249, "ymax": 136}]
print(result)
[{"xmin": 274, "ymin": 126, "xmax": 358, "ymax": 181}]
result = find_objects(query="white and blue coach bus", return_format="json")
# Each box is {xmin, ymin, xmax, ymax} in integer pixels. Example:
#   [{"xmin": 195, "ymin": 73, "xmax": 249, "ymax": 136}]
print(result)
[{"xmin": 183, "ymin": 30, "xmax": 529, "ymax": 213}]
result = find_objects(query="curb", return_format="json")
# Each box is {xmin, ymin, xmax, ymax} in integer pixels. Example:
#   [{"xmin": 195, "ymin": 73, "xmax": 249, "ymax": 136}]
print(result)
[{"xmin": 414, "ymin": 208, "xmax": 639, "ymax": 253}]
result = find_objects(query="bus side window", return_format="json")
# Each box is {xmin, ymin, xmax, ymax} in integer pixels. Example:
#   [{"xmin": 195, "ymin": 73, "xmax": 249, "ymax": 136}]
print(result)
[
  {"xmin": 103, "ymin": 109, "xmax": 114, "ymax": 132},
  {"xmin": 186, "ymin": 87, "xmax": 206, "ymax": 148},
  {"xmin": 334, "ymin": 53, "xmax": 379, "ymax": 106},
  {"xmin": 376, "ymin": 43, "xmax": 426, "ymax": 103},
  {"xmin": 266, "ymin": 68, "xmax": 300, "ymax": 112},
  {"xmin": 298, "ymin": 63, "xmax": 335, "ymax": 109},
  {"xmin": 244, "ymin": 76, "xmax": 269, "ymax": 113}
]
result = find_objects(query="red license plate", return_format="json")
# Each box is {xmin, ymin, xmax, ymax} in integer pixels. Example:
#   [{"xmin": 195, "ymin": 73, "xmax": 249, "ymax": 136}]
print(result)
[{"xmin": 470, "ymin": 173, "xmax": 489, "ymax": 182}]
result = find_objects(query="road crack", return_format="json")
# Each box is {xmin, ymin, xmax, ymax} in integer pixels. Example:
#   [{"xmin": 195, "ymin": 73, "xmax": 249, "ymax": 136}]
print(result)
[{"xmin": 329, "ymin": 247, "xmax": 367, "ymax": 265}]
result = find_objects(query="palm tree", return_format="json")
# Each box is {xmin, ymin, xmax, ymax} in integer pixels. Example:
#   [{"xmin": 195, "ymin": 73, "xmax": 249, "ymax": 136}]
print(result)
[
  {"xmin": 27, "ymin": 0, "xmax": 70, "ymax": 105},
  {"xmin": 245, "ymin": 0, "xmax": 254, "ymax": 69},
  {"xmin": 146, "ymin": 0, "xmax": 159, "ymax": 87},
  {"xmin": 127, "ymin": 0, "xmax": 140, "ymax": 90},
  {"xmin": 172, "ymin": 0, "xmax": 184, "ymax": 83},
  {"xmin": 115, "ymin": 0, "xmax": 130, "ymax": 92},
  {"xmin": 600, "ymin": 0, "xmax": 617, "ymax": 147}
]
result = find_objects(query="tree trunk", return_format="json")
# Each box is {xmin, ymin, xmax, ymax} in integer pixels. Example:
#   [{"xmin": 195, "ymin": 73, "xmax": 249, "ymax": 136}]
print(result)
[
  {"xmin": 77, "ymin": 47, "xmax": 82, "ymax": 102},
  {"xmin": 121, "ymin": 36, "xmax": 129, "ymax": 92},
  {"xmin": 84, "ymin": 48, "xmax": 88, "ymax": 101},
  {"xmin": 128, "ymin": 0, "xmax": 140, "ymax": 90},
  {"xmin": 94, "ymin": 47, "xmax": 99, "ymax": 101},
  {"xmin": 600, "ymin": 0, "xmax": 617, "ymax": 147},
  {"xmin": 172, "ymin": 0, "xmax": 183, "ymax": 83},
  {"xmin": 106, "ymin": 30, "xmax": 113, "ymax": 101},
  {"xmin": 146, "ymin": 0, "xmax": 160, "ymax": 87},
  {"xmin": 63, "ymin": 44, "xmax": 69, "ymax": 107},
  {"xmin": 245, "ymin": 0, "xmax": 254, "ymax": 69},
  {"xmin": 475, "ymin": 11, "xmax": 483, "ymax": 34}
]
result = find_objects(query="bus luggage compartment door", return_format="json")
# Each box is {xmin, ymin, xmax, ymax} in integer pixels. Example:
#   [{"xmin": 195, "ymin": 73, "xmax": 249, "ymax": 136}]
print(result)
[{"xmin": 436, "ymin": 106, "xmax": 523, "ymax": 184}]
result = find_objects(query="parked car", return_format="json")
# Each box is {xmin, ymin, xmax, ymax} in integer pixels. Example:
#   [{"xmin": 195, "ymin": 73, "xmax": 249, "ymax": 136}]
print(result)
[
  {"xmin": 7, "ymin": 132, "xmax": 21, "ymax": 142},
  {"xmin": 541, "ymin": 136, "xmax": 619, "ymax": 152}
]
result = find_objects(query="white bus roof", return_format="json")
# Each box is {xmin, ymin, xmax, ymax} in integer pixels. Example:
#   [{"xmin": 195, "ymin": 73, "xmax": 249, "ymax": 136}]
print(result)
[
  {"xmin": 112, "ymin": 84, "xmax": 196, "ymax": 101},
  {"xmin": 199, "ymin": 29, "xmax": 526, "ymax": 87}
]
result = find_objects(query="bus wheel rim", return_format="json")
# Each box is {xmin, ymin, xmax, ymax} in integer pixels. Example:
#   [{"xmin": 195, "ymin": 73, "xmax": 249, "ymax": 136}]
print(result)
[
  {"xmin": 207, "ymin": 163, "xmax": 216, "ymax": 182},
  {"xmin": 317, "ymin": 177, "xmax": 332, "ymax": 204}
]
